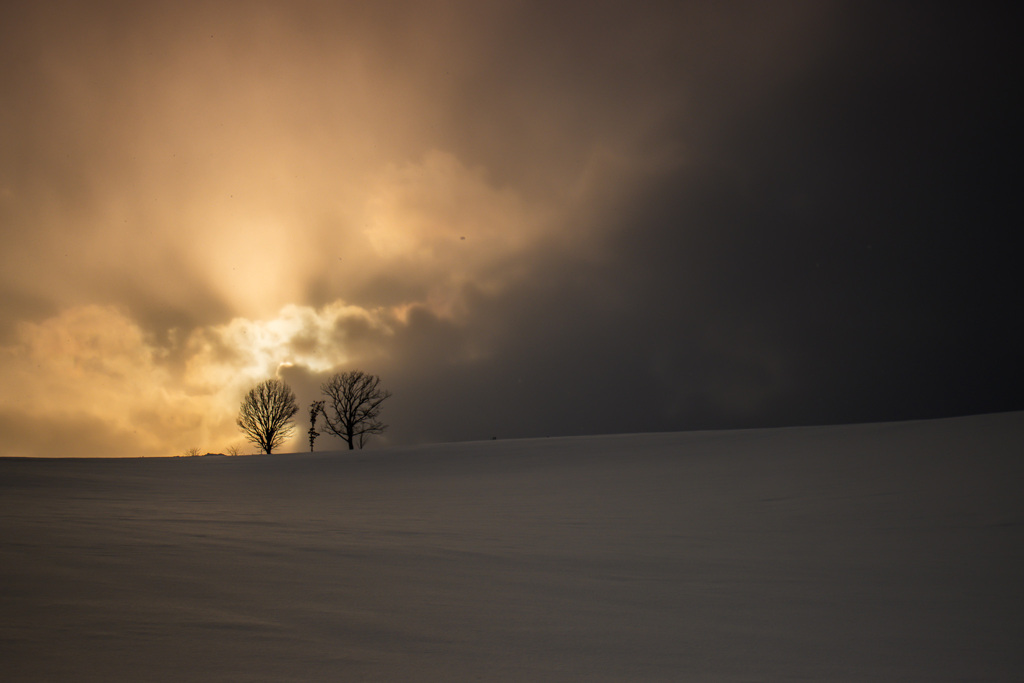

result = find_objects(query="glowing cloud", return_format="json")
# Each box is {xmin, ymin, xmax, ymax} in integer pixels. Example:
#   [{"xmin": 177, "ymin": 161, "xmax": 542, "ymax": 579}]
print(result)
[
  {"xmin": 0, "ymin": 301, "xmax": 402, "ymax": 456},
  {"xmin": 5, "ymin": 2, "xmax": 1006, "ymax": 456}
]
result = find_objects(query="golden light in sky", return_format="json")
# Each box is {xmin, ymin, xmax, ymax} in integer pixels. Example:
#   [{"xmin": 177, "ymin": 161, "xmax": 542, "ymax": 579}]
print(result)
[
  {"xmin": 0, "ymin": 1, "xmax": 858, "ymax": 456},
  {"xmin": 6, "ymin": 2, "xmax": 1014, "ymax": 456}
]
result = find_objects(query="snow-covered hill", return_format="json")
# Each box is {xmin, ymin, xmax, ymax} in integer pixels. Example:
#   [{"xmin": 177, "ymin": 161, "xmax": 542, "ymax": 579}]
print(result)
[{"xmin": 2, "ymin": 412, "xmax": 1022, "ymax": 681}]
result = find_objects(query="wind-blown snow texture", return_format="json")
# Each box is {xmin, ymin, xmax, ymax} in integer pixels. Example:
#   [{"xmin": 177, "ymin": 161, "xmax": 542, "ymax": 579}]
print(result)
[{"xmin": 2, "ymin": 412, "xmax": 1022, "ymax": 681}]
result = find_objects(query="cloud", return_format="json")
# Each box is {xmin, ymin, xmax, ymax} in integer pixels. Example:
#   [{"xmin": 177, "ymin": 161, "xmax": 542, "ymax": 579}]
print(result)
[
  {"xmin": 1, "ymin": 2, "xmax": 1020, "ymax": 456},
  {"xmin": 1, "ymin": 1, "xmax": 723, "ymax": 322},
  {"xmin": 0, "ymin": 410, "xmax": 151, "ymax": 460},
  {"xmin": 0, "ymin": 302, "xmax": 402, "ymax": 456},
  {"xmin": 0, "ymin": 306, "xmax": 203, "ymax": 456},
  {"xmin": 183, "ymin": 301, "xmax": 394, "ymax": 388}
]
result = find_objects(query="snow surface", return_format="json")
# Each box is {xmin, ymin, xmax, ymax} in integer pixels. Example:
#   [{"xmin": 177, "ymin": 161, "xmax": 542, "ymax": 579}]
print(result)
[{"xmin": 2, "ymin": 412, "xmax": 1022, "ymax": 681}]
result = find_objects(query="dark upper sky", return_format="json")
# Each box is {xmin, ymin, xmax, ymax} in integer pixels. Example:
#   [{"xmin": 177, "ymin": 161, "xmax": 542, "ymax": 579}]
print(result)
[{"xmin": 0, "ymin": 1, "xmax": 1020, "ymax": 456}]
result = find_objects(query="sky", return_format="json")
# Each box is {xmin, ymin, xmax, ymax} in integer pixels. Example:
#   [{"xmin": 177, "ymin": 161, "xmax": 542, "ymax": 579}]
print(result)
[{"xmin": 0, "ymin": 1, "xmax": 1020, "ymax": 457}]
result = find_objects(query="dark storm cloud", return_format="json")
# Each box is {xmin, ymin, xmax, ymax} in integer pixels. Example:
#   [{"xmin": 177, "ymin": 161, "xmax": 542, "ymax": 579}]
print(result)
[
  {"xmin": 666, "ymin": 3, "xmax": 1023, "ymax": 425},
  {"xmin": 367, "ymin": 2, "xmax": 1023, "ymax": 444}
]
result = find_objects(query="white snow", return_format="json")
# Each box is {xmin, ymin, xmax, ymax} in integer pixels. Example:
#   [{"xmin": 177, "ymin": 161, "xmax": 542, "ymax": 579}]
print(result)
[{"xmin": 2, "ymin": 412, "xmax": 1022, "ymax": 681}]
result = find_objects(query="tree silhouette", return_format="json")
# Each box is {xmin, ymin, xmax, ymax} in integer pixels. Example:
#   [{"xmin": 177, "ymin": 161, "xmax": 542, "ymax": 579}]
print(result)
[
  {"xmin": 308, "ymin": 400, "xmax": 325, "ymax": 452},
  {"xmin": 237, "ymin": 379, "xmax": 299, "ymax": 454},
  {"xmin": 320, "ymin": 370, "xmax": 392, "ymax": 449}
]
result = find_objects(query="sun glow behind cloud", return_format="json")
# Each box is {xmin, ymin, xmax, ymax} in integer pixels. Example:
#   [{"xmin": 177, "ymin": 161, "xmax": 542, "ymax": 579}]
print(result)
[
  {"xmin": 0, "ymin": 129, "xmax": 656, "ymax": 456},
  {"xmin": 2, "ymin": 1, "xmax": 894, "ymax": 456}
]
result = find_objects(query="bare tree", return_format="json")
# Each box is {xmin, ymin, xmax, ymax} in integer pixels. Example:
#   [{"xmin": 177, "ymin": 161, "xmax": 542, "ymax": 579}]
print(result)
[
  {"xmin": 320, "ymin": 370, "xmax": 392, "ymax": 449},
  {"xmin": 308, "ymin": 400, "xmax": 325, "ymax": 452},
  {"xmin": 237, "ymin": 379, "xmax": 299, "ymax": 454}
]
